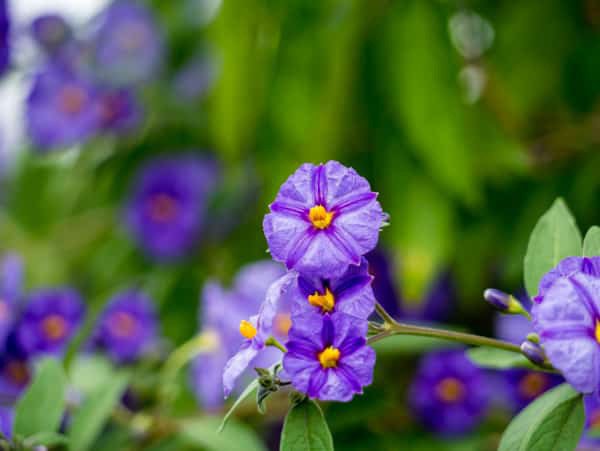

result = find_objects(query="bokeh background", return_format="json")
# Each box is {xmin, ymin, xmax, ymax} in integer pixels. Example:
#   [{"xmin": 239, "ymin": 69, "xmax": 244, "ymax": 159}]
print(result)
[{"xmin": 1, "ymin": 0, "xmax": 600, "ymax": 450}]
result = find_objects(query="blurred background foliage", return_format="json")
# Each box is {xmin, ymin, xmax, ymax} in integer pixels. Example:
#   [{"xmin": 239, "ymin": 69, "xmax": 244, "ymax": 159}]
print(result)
[{"xmin": 2, "ymin": 0, "xmax": 600, "ymax": 449}]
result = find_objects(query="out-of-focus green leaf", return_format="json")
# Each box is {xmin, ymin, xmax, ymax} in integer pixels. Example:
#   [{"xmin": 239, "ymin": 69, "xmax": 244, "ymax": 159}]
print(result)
[
  {"xmin": 69, "ymin": 355, "xmax": 117, "ymax": 397},
  {"xmin": 14, "ymin": 358, "xmax": 67, "ymax": 438},
  {"xmin": 583, "ymin": 226, "xmax": 600, "ymax": 257},
  {"xmin": 218, "ymin": 376, "xmax": 260, "ymax": 433},
  {"xmin": 280, "ymin": 399, "xmax": 334, "ymax": 451},
  {"xmin": 466, "ymin": 347, "xmax": 542, "ymax": 371},
  {"xmin": 373, "ymin": 333, "xmax": 460, "ymax": 355},
  {"xmin": 499, "ymin": 384, "xmax": 584, "ymax": 451},
  {"xmin": 181, "ymin": 417, "xmax": 266, "ymax": 451},
  {"xmin": 24, "ymin": 431, "xmax": 69, "ymax": 448},
  {"xmin": 523, "ymin": 198, "xmax": 582, "ymax": 296},
  {"xmin": 380, "ymin": 0, "xmax": 478, "ymax": 205},
  {"xmin": 68, "ymin": 371, "xmax": 129, "ymax": 451}
]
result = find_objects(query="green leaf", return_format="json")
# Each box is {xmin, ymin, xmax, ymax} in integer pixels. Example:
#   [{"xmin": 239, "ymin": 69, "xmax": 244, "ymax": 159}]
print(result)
[
  {"xmin": 523, "ymin": 198, "xmax": 582, "ymax": 296},
  {"xmin": 280, "ymin": 399, "xmax": 334, "ymax": 451},
  {"xmin": 373, "ymin": 334, "xmax": 460, "ymax": 355},
  {"xmin": 466, "ymin": 347, "xmax": 543, "ymax": 371},
  {"xmin": 499, "ymin": 383, "xmax": 584, "ymax": 451},
  {"xmin": 24, "ymin": 431, "xmax": 69, "ymax": 447},
  {"xmin": 583, "ymin": 226, "xmax": 600, "ymax": 257},
  {"xmin": 14, "ymin": 358, "xmax": 67, "ymax": 438},
  {"xmin": 218, "ymin": 378, "xmax": 259, "ymax": 433},
  {"xmin": 181, "ymin": 417, "xmax": 266, "ymax": 451},
  {"xmin": 68, "ymin": 371, "xmax": 129, "ymax": 451}
]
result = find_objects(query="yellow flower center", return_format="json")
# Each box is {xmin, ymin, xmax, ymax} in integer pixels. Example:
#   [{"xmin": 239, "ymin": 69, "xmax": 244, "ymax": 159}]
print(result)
[
  {"xmin": 595, "ymin": 320, "xmax": 600, "ymax": 344},
  {"xmin": 274, "ymin": 313, "xmax": 292, "ymax": 336},
  {"xmin": 518, "ymin": 372, "xmax": 547, "ymax": 399},
  {"xmin": 318, "ymin": 346, "xmax": 340, "ymax": 368},
  {"xmin": 41, "ymin": 314, "xmax": 68, "ymax": 341},
  {"xmin": 308, "ymin": 205, "xmax": 334, "ymax": 230},
  {"xmin": 308, "ymin": 287, "xmax": 335, "ymax": 312},
  {"xmin": 436, "ymin": 377, "xmax": 465, "ymax": 403},
  {"xmin": 239, "ymin": 320, "xmax": 257, "ymax": 339}
]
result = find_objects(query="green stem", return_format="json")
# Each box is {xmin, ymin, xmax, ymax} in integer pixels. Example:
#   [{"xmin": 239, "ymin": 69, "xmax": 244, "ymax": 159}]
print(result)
[
  {"xmin": 371, "ymin": 302, "xmax": 521, "ymax": 353},
  {"xmin": 266, "ymin": 336, "xmax": 287, "ymax": 353}
]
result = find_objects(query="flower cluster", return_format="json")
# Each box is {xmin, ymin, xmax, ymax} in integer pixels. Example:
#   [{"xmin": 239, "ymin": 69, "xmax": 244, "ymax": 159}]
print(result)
[
  {"xmin": 223, "ymin": 161, "xmax": 385, "ymax": 402},
  {"xmin": 25, "ymin": 0, "xmax": 162, "ymax": 151}
]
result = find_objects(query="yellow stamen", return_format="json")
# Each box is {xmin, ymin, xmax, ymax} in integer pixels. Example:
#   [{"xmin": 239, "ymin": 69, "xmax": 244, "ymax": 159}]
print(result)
[
  {"xmin": 41, "ymin": 314, "xmax": 68, "ymax": 341},
  {"xmin": 518, "ymin": 372, "xmax": 547, "ymax": 398},
  {"xmin": 239, "ymin": 320, "xmax": 257, "ymax": 340},
  {"xmin": 308, "ymin": 205, "xmax": 334, "ymax": 230},
  {"xmin": 308, "ymin": 287, "xmax": 335, "ymax": 312},
  {"xmin": 595, "ymin": 320, "xmax": 600, "ymax": 344},
  {"xmin": 436, "ymin": 377, "xmax": 464, "ymax": 403},
  {"xmin": 318, "ymin": 346, "xmax": 340, "ymax": 368}
]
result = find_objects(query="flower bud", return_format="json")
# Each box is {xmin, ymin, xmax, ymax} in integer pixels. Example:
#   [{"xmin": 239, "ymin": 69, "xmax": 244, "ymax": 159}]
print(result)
[
  {"xmin": 520, "ymin": 339, "xmax": 548, "ymax": 367},
  {"xmin": 483, "ymin": 288, "xmax": 530, "ymax": 317}
]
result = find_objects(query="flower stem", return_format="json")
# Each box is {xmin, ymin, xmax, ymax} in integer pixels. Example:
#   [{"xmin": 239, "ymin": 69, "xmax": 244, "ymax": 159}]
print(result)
[
  {"xmin": 266, "ymin": 336, "xmax": 287, "ymax": 353},
  {"xmin": 370, "ymin": 302, "xmax": 521, "ymax": 353}
]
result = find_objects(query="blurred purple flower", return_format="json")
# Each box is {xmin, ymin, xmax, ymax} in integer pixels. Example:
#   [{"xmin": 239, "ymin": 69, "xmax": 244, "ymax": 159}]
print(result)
[
  {"xmin": 91, "ymin": 289, "xmax": 159, "ymax": 363},
  {"xmin": 294, "ymin": 257, "xmax": 375, "ymax": 319},
  {"xmin": 13, "ymin": 288, "xmax": 84, "ymax": 357},
  {"xmin": 263, "ymin": 161, "xmax": 386, "ymax": 279},
  {"xmin": 503, "ymin": 369, "xmax": 563, "ymax": 412},
  {"xmin": 365, "ymin": 249, "xmax": 402, "ymax": 319},
  {"xmin": 99, "ymin": 87, "xmax": 142, "ymax": 133},
  {"xmin": 26, "ymin": 64, "xmax": 101, "ymax": 150},
  {"xmin": 222, "ymin": 271, "xmax": 296, "ymax": 397},
  {"xmin": 409, "ymin": 349, "xmax": 489, "ymax": 436},
  {"xmin": 0, "ymin": 406, "xmax": 12, "ymax": 439},
  {"xmin": 283, "ymin": 312, "xmax": 375, "ymax": 402},
  {"xmin": 0, "ymin": 0, "xmax": 10, "ymax": 76},
  {"xmin": 0, "ymin": 355, "xmax": 30, "ymax": 403},
  {"xmin": 532, "ymin": 256, "xmax": 600, "ymax": 394},
  {"xmin": 191, "ymin": 261, "xmax": 285, "ymax": 409},
  {"xmin": 30, "ymin": 14, "xmax": 71, "ymax": 54},
  {"xmin": 581, "ymin": 394, "xmax": 600, "ymax": 447},
  {"xmin": 0, "ymin": 254, "xmax": 23, "ymax": 349},
  {"xmin": 124, "ymin": 155, "xmax": 219, "ymax": 260},
  {"xmin": 92, "ymin": 1, "xmax": 163, "ymax": 86}
]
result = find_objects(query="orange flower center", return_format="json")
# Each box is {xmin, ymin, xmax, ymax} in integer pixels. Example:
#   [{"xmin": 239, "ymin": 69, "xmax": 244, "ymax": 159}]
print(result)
[
  {"xmin": 109, "ymin": 311, "xmax": 138, "ymax": 338},
  {"xmin": 274, "ymin": 313, "xmax": 292, "ymax": 336},
  {"xmin": 518, "ymin": 372, "xmax": 547, "ymax": 399},
  {"xmin": 41, "ymin": 314, "xmax": 68, "ymax": 341},
  {"xmin": 436, "ymin": 377, "xmax": 465, "ymax": 403},
  {"xmin": 308, "ymin": 287, "xmax": 335, "ymax": 312},
  {"xmin": 308, "ymin": 205, "xmax": 334, "ymax": 230},
  {"xmin": 58, "ymin": 84, "xmax": 87, "ymax": 115},
  {"xmin": 4, "ymin": 361, "xmax": 29, "ymax": 386},
  {"xmin": 148, "ymin": 193, "xmax": 178, "ymax": 223},
  {"xmin": 0, "ymin": 300, "xmax": 9, "ymax": 321},
  {"xmin": 239, "ymin": 320, "xmax": 257, "ymax": 339},
  {"xmin": 318, "ymin": 346, "xmax": 340, "ymax": 368}
]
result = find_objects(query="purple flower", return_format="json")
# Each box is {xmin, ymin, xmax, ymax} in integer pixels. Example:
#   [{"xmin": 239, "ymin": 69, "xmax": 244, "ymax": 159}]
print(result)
[
  {"xmin": 263, "ymin": 161, "xmax": 386, "ymax": 278},
  {"xmin": 532, "ymin": 256, "xmax": 600, "ymax": 394},
  {"xmin": 0, "ymin": 406, "xmax": 12, "ymax": 439},
  {"xmin": 294, "ymin": 257, "xmax": 375, "ymax": 319},
  {"xmin": 0, "ymin": 355, "xmax": 30, "ymax": 403},
  {"xmin": 283, "ymin": 312, "xmax": 375, "ymax": 402},
  {"xmin": 0, "ymin": 0, "xmax": 9, "ymax": 76},
  {"xmin": 191, "ymin": 261, "xmax": 285, "ymax": 409},
  {"xmin": 0, "ymin": 254, "xmax": 23, "ymax": 348},
  {"xmin": 26, "ymin": 64, "xmax": 101, "ymax": 150},
  {"xmin": 92, "ymin": 1, "xmax": 163, "ymax": 86},
  {"xmin": 503, "ymin": 369, "xmax": 563, "ymax": 412},
  {"xmin": 12, "ymin": 288, "xmax": 84, "ymax": 357},
  {"xmin": 222, "ymin": 271, "xmax": 296, "ymax": 398},
  {"xmin": 172, "ymin": 54, "xmax": 218, "ymax": 102},
  {"xmin": 99, "ymin": 87, "xmax": 142, "ymax": 133},
  {"xmin": 365, "ymin": 249, "xmax": 403, "ymax": 319},
  {"xmin": 91, "ymin": 289, "xmax": 159, "ymax": 363},
  {"xmin": 409, "ymin": 349, "xmax": 489, "ymax": 436},
  {"xmin": 30, "ymin": 14, "xmax": 71, "ymax": 54},
  {"xmin": 124, "ymin": 155, "xmax": 219, "ymax": 260}
]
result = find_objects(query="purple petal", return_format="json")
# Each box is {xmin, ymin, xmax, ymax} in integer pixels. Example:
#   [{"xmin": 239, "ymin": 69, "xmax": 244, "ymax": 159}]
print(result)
[
  {"xmin": 282, "ymin": 352, "xmax": 320, "ymax": 393},
  {"xmin": 222, "ymin": 341, "xmax": 260, "ymax": 397},
  {"xmin": 339, "ymin": 346, "xmax": 376, "ymax": 387},
  {"xmin": 312, "ymin": 367, "xmax": 357, "ymax": 402},
  {"xmin": 312, "ymin": 164, "xmax": 328, "ymax": 206},
  {"xmin": 542, "ymin": 336, "xmax": 599, "ymax": 393}
]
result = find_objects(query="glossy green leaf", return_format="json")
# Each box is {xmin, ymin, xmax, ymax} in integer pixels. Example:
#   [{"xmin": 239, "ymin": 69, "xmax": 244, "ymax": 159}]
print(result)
[
  {"xmin": 583, "ymin": 226, "xmax": 600, "ymax": 257},
  {"xmin": 181, "ymin": 417, "xmax": 266, "ymax": 451},
  {"xmin": 499, "ymin": 383, "xmax": 584, "ymax": 451},
  {"xmin": 14, "ymin": 358, "xmax": 67, "ymax": 438},
  {"xmin": 68, "ymin": 371, "xmax": 129, "ymax": 451},
  {"xmin": 280, "ymin": 399, "xmax": 334, "ymax": 451},
  {"xmin": 523, "ymin": 198, "xmax": 582, "ymax": 296}
]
